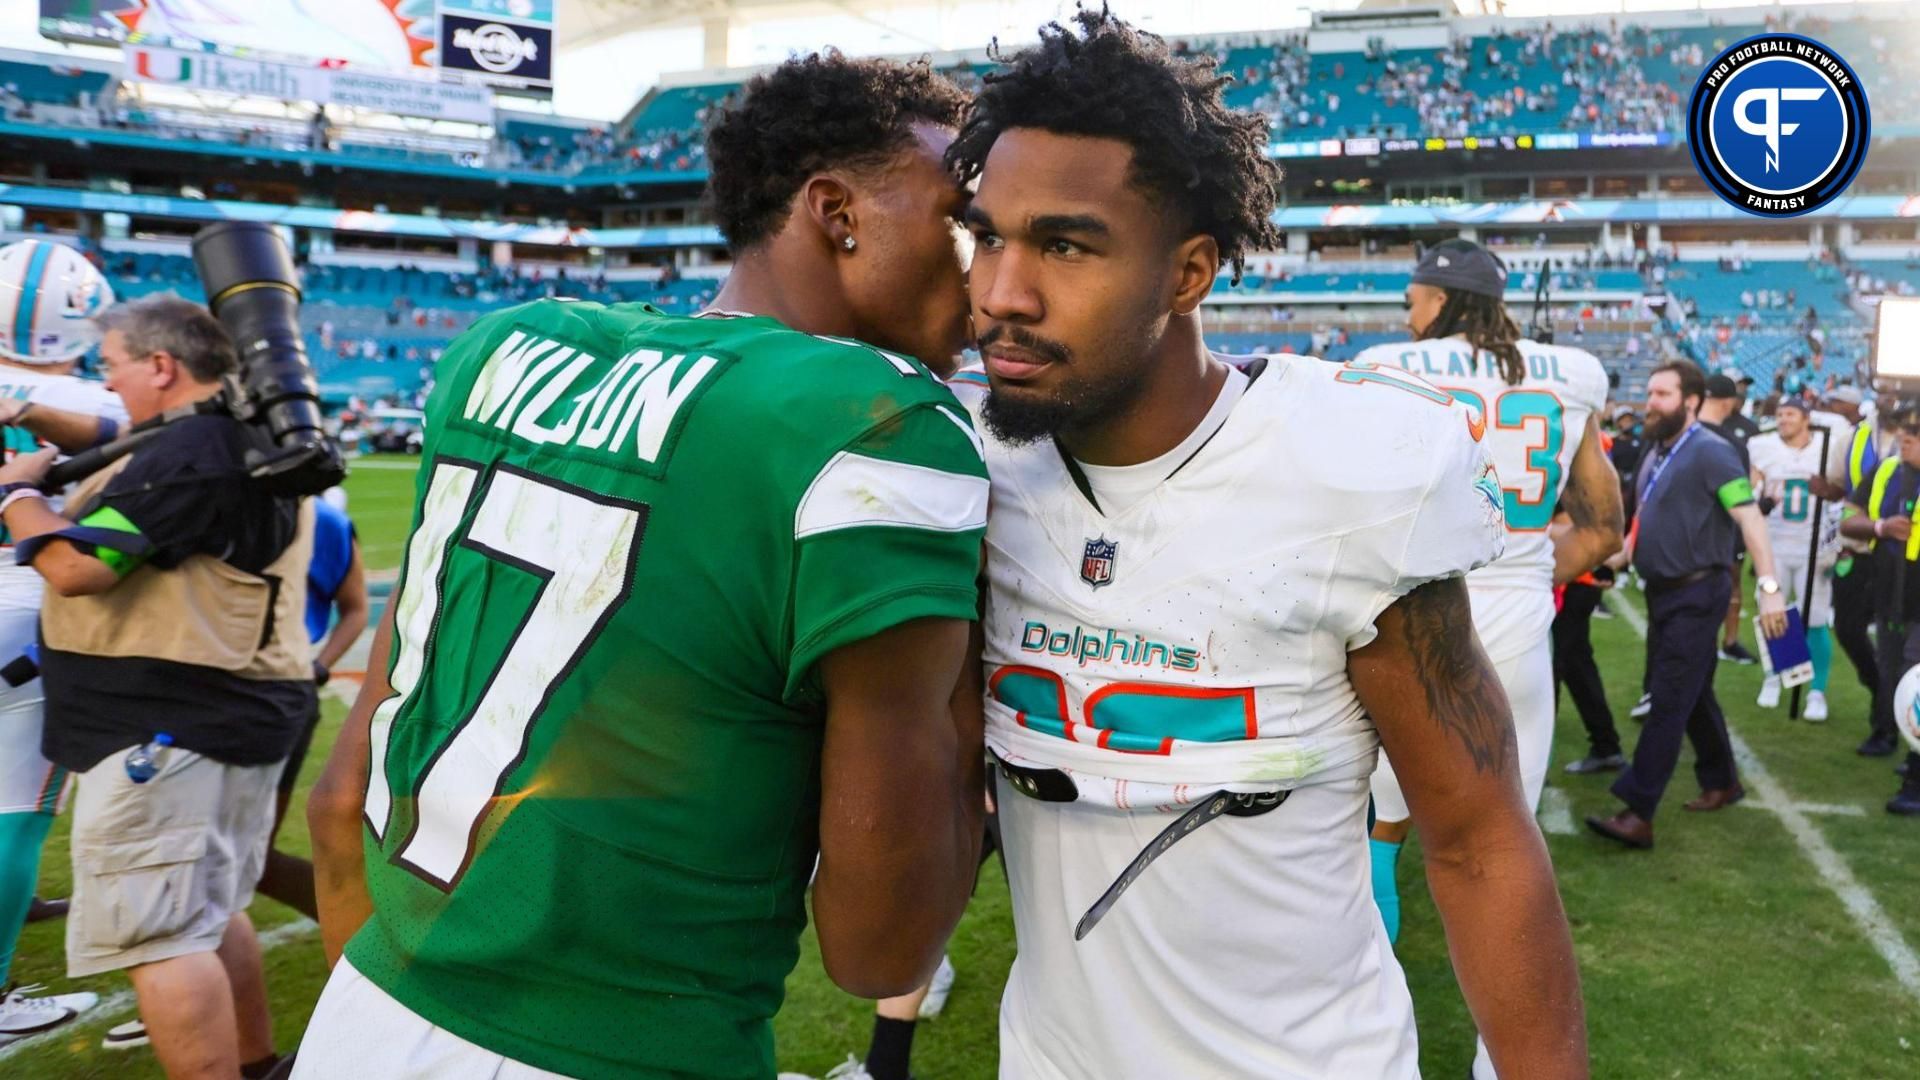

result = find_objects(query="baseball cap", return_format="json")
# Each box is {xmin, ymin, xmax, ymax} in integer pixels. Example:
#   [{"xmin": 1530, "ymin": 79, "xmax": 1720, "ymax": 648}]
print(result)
[
  {"xmin": 1614, "ymin": 405, "xmax": 1638, "ymax": 419},
  {"xmin": 1705, "ymin": 373, "xmax": 1741, "ymax": 399},
  {"xmin": 1776, "ymin": 396, "xmax": 1809, "ymax": 413},
  {"xmin": 1825, "ymin": 385, "xmax": 1864, "ymax": 406},
  {"xmin": 1411, "ymin": 239, "xmax": 1508, "ymax": 299},
  {"xmin": 1722, "ymin": 366, "xmax": 1752, "ymax": 384}
]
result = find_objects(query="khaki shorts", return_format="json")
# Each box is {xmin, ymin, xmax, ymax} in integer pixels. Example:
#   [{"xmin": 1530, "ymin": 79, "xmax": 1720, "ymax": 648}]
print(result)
[{"xmin": 67, "ymin": 744, "xmax": 280, "ymax": 978}]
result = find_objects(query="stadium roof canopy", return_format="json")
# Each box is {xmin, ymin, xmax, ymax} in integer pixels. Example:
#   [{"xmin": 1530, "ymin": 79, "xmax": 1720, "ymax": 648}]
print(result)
[
  {"xmin": 558, "ymin": 0, "xmax": 981, "ymax": 69},
  {"xmin": 552, "ymin": 1, "xmax": 1842, "ymax": 83}
]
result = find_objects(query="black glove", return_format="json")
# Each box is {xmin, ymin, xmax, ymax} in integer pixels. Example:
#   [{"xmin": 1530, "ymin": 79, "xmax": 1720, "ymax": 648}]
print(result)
[
  {"xmin": 1757, "ymin": 495, "xmax": 1778, "ymax": 517},
  {"xmin": 313, "ymin": 660, "xmax": 330, "ymax": 687}
]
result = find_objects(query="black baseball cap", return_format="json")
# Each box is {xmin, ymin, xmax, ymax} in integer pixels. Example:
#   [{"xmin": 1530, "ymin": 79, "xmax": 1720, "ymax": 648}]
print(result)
[
  {"xmin": 1411, "ymin": 239, "xmax": 1509, "ymax": 299},
  {"xmin": 1704, "ymin": 374, "xmax": 1741, "ymax": 399}
]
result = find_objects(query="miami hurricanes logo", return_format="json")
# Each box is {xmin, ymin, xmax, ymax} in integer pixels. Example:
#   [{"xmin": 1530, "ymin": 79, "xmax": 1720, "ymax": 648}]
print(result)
[{"xmin": 132, "ymin": 50, "xmax": 191, "ymax": 82}]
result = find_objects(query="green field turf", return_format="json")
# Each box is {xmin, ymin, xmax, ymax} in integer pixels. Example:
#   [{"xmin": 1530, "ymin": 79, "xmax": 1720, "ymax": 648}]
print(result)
[{"xmin": 4, "ymin": 453, "xmax": 1916, "ymax": 1077}]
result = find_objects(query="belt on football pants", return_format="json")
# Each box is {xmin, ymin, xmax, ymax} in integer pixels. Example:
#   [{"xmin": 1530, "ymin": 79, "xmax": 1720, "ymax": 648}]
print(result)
[{"xmin": 990, "ymin": 753, "xmax": 1291, "ymax": 941}]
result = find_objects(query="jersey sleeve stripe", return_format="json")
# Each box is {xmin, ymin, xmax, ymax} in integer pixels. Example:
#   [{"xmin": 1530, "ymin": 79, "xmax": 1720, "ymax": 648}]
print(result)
[
  {"xmin": 795, "ymin": 451, "xmax": 988, "ymax": 540},
  {"xmin": 934, "ymin": 404, "xmax": 985, "ymax": 459}
]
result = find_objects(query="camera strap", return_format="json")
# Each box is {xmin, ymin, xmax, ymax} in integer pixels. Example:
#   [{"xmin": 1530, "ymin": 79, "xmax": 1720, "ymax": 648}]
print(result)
[{"xmin": 14, "ymin": 524, "xmax": 151, "ymax": 569}]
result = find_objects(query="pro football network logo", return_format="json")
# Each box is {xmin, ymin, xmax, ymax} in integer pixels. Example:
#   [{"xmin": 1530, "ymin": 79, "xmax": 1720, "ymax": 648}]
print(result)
[
  {"xmin": 1080, "ymin": 537, "xmax": 1117, "ymax": 590},
  {"xmin": 1688, "ymin": 34, "xmax": 1869, "ymax": 218}
]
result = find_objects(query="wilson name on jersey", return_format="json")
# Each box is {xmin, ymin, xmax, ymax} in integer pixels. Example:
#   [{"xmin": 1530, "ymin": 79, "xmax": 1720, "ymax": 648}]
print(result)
[
  {"xmin": 952, "ymin": 355, "xmax": 1502, "ymax": 809},
  {"xmin": 350, "ymin": 300, "xmax": 987, "ymax": 1080},
  {"xmin": 1350, "ymin": 337, "xmax": 1606, "ymax": 595}
]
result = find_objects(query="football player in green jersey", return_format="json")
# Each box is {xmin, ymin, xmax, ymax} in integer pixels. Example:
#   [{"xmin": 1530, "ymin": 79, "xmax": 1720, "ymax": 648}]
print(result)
[{"xmin": 299, "ymin": 54, "xmax": 989, "ymax": 1080}]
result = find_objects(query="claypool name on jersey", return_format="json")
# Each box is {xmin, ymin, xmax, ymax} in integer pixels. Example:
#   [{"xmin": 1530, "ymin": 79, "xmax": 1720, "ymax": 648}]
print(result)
[
  {"xmin": 1376, "ymin": 343, "xmax": 1585, "ymax": 388},
  {"xmin": 1020, "ymin": 619, "xmax": 1202, "ymax": 672}
]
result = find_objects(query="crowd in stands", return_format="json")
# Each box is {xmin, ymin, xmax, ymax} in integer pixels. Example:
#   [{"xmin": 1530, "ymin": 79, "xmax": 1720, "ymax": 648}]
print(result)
[
  {"xmin": 1172, "ymin": 20, "xmax": 1739, "ymax": 142},
  {"xmin": 63, "ymin": 225, "xmax": 1913, "ymax": 416},
  {"xmin": 501, "ymin": 124, "xmax": 622, "ymax": 171},
  {"xmin": 1649, "ymin": 246, "xmax": 1911, "ymax": 396}
]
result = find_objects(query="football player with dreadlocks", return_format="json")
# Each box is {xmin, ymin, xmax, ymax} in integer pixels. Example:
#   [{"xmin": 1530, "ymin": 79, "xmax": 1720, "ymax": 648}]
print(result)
[{"xmin": 1355, "ymin": 239, "xmax": 1621, "ymax": 1078}]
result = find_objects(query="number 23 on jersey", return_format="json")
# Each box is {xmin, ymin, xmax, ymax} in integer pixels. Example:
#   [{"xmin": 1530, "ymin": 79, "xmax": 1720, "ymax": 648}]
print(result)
[{"xmin": 1337, "ymin": 360, "xmax": 1565, "ymax": 532}]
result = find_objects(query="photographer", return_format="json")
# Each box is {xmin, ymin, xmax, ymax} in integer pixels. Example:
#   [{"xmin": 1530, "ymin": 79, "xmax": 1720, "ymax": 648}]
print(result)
[{"xmin": 0, "ymin": 293, "xmax": 311, "ymax": 1080}]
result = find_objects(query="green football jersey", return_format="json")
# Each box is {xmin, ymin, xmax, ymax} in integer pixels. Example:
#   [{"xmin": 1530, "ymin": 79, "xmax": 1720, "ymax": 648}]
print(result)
[{"xmin": 345, "ymin": 300, "xmax": 988, "ymax": 1079}]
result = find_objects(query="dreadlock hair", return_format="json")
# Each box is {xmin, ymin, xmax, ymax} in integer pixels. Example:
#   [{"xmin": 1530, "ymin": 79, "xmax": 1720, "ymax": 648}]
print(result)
[
  {"xmin": 704, "ymin": 51, "xmax": 968, "ymax": 251},
  {"xmin": 1422, "ymin": 289, "xmax": 1528, "ymax": 386},
  {"xmin": 944, "ymin": 6, "xmax": 1283, "ymax": 285}
]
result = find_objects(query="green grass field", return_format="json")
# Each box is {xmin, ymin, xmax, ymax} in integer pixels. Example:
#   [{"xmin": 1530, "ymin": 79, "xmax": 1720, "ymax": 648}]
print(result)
[{"xmin": 4, "ymin": 453, "xmax": 1917, "ymax": 1077}]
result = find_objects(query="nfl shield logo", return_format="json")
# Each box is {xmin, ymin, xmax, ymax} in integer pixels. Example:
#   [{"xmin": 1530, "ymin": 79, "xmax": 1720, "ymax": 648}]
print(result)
[{"xmin": 1080, "ymin": 537, "xmax": 1118, "ymax": 589}]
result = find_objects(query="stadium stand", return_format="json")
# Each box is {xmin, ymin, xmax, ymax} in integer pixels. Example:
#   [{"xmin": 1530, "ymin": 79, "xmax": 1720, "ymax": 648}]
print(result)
[
  {"xmin": 0, "ymin": 5, "xmax": 1907, "ymax": 409},
  {"xmin": 0, "ymin": 58, "xmax": 108, "ymax": 106},
  {"xmin": 2, "ymin": 11, "xmax": 1913, "ymax": 184}
]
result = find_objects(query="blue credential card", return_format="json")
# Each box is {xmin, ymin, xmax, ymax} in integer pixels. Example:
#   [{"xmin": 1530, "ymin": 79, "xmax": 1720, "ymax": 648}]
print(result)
[{"xmin": 1756, "ymin": 609, "xmax": 1814, "ymax": 688}]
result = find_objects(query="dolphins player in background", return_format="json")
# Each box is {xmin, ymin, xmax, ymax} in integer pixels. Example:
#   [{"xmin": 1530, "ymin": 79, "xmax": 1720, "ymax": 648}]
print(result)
[
  {"xmin": 0, "ymin": 239, "xmax": 125, "ymax": 1039},
  {"xmin": 945, "ymin": 11, "xmax": 1585, "ymax": 1077},
  {"xmin": 1747, "ymin": 396, "xmax": 1849, "ymax": 719},
  {"xmin": 1353, "ymin": 238, "xmax": 1620, "ymax": 1077}
]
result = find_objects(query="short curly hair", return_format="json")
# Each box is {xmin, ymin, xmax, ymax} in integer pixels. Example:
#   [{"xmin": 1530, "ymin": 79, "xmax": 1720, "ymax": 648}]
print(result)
[
  {"xmin": 704, "ymin": 51, "xmax": 969, "ymax": 250},
  {"xmin": 945, "ymin": 7, "xmax": 1283, "ymax": 284}
]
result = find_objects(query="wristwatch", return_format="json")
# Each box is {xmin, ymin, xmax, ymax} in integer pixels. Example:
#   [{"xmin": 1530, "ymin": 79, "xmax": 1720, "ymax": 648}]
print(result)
[{"xmin": 1756, "ymin": 576, "xmax": 1782, "ymax": 596}]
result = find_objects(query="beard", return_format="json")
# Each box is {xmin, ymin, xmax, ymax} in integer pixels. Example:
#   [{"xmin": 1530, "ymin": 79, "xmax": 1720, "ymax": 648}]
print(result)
[
  {"xmin": 978, "ymin": 324, "xmax": 1154, "ymax": 448},
  {"xmin": 982, "ymin": 366, "xmax": 1153, "ymax": 447},
  {"xmin": 1644, "ymin": 404, "xmax": 1690, "ymax": 442}
]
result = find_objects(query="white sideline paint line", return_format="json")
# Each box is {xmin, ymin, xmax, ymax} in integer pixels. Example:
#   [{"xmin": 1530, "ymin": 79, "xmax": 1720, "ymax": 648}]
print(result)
[
  {"xmin": 1604, "ymin": 591, "xmax": 1920, "ymax": 1006},
  {"xmin": 0, "ymin": 919, "xmax": 319, "ymax": 1061},
  {"xmin": 1607, "ymin": 589, "xmax": 1649, "ymax": 635},
  {"xmin": 1538, "ymin": 786, "xmax": 1578, "ymax": 835},
  {"xmin": 1744, "ymin": 800, "xmax": 1869, "ymax": 818}
]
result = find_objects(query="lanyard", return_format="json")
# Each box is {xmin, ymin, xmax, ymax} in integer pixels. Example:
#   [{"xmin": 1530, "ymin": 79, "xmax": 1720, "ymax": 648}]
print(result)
[{"xmin": 1639, "ymin": 423, "xmax": 1701, "ymax": 506}]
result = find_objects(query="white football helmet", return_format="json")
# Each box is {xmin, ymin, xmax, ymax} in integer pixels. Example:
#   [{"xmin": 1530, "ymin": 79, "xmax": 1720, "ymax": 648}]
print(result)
[
  {"xmin": 1897, "ymin": 664, "xmax": 1920, "ymax": 756},
  {"xmin": 0, "ymin": 239, "xmax": 115, "ymax": 365}
]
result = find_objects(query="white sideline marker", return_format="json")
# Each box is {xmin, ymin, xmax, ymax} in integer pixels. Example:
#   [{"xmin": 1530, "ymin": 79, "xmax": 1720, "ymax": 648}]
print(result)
[
  {"xmin": 0, "ymin": 919, "xmax": 319, "ymax": 1060},
  {"xmin": 1605, "ymin": 591, "xmax": 1920, "ymax": 1006},
  {"xmin": 1538, "ymin": 786, "xmax": 1578, "ymax": 835}
]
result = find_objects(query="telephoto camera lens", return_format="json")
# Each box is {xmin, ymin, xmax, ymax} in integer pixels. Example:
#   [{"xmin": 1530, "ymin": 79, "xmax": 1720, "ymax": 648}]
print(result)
[{"xmin": 191, "ymin": 222, "xmax": 345, "ymax": 495}]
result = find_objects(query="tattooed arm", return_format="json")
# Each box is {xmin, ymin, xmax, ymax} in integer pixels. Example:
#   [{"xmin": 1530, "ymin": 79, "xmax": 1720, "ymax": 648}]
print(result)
[
  {"xmin": 1550, "ymin": 414, "xmax": 1625, "ymax": 586},
  {"xmin": 1349, "ymin": 576, "xmax": 1587, "ymax": 1078}
]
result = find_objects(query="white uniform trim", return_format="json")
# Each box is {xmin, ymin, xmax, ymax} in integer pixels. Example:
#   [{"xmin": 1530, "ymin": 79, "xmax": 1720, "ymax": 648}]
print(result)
[
  {"xmin": 793, "ymin": 452, "xmax": 988, "ymax": 540},
  {"xmin": 295, "ymin": 957, "xmax": 573, "ymax": 1079}
]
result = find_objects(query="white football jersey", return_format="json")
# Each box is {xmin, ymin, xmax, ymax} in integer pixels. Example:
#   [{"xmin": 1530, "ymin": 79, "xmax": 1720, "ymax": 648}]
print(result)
[
  {"xmin": 0, "ymin": 365, "xmax": 128, "ymax": 601},
  {"xmin": 1749, "ymin": 431, "xmax": 1840, "ymax": 557},
  {"xmin": 1350, "ymin": 336, "xmax": 1608, "ymax": 596},
  {"xmin": 953, "ymin": 355, "xmax": 1504, "ymax": 808}
]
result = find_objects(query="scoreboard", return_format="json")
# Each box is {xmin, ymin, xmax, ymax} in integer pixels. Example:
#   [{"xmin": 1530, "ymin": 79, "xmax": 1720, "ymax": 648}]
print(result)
[{"xmin": 38, "ymin": 0, "xmax": 554, "ymax": 94}]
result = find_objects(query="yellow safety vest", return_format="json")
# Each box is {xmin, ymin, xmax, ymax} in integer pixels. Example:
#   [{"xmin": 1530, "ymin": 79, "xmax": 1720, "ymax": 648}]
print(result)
[
  {"xmin": 1849, "ymin": 422, "xmax": 1874, "ymax": 491},
  {"xmin": 1866, "ymin": 457, "xmax": 1920, "ymax": 562}
]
